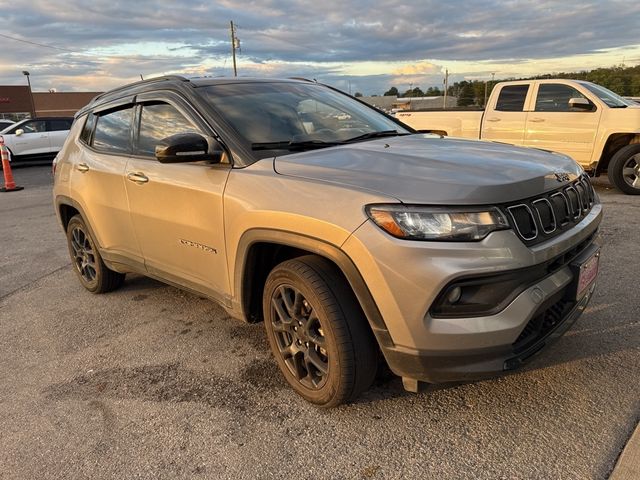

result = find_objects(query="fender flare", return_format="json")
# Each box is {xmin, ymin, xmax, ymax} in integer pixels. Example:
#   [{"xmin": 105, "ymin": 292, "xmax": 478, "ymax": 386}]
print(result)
[{"xmin": 234, "ymin": 228, "xmax": 395, "ymax": 348}]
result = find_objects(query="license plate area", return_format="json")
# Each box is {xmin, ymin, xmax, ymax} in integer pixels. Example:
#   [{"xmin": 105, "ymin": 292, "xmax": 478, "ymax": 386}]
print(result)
[{"xmin": 568, "ymin": 249, "xmax": 600, "ymax": 301}]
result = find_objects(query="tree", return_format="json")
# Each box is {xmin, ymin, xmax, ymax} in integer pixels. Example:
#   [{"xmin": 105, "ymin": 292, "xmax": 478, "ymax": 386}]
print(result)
[
  {"xmin": 403, "ymin": 87, "xmax": 425, "ymax": 97},
  {"xmin": 457, "ymin": 82, "xmax": 476, "ymax": 107},
  {"xmin": 354, "ymin": 92, "xmax": 363, "ymax": 97},
  {"xmin": 425, "ymin": 86, "xmax": 442, "ymax": 96},
  {"xmin": 384, "ymin": 86, "xmax": 399, "ymax": 96}
]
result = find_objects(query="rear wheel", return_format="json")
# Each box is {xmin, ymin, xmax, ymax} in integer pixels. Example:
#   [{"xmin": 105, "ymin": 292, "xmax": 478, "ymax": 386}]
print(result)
[
  {"xmin": 263, "ymin": 255, "xmax": 377, "ymax": 407},
  {"xmin": 66, "ymin": 215, "xmax": 125, "ymax": 293},
  {"xmin": 607, "ymin": 144, "xmax": 640, "ymax": 195}
]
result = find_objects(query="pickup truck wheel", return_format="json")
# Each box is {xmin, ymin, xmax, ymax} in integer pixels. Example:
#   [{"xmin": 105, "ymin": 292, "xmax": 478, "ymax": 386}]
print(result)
[
  {"xmin": 66, "ymin": 215, "xmax": 125, "ymax": 293},
  {"xmin": 608, "ymin": 144, "xmax": 640, "ymax": 195},
  {"xmin": 263, "ymin": 255, "xmax": 377, "ymax": 407}
]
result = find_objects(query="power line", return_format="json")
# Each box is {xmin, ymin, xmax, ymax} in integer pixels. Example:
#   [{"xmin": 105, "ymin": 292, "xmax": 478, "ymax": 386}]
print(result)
[{"xmin": 0, "ymin": 33, "xmax": 75, "ymax": 53}]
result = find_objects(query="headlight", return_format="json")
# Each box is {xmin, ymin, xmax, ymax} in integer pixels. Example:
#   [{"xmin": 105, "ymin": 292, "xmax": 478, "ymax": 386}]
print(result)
[{"xmin": 366, "ymin": 204, "xmax": 510, "ymax": 241}]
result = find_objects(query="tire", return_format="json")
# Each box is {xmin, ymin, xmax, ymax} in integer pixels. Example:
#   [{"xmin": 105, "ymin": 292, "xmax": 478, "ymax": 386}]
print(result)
[
  {"xmin": 263, "ymin": 255, "xmax": 377, "ymax": 407},
  {"xmin": 66, "ymin": 214, "xmax": 125, "ymax": 293},
  {"xmin": 607, "ymin": 144, "xmax": 640, "ymax": 195}
]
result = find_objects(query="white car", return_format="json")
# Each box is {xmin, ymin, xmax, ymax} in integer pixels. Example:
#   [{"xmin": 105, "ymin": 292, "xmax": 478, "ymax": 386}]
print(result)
[{"xmin": 0, "ymin": 117, "xmax": 73, "ymax": 164}]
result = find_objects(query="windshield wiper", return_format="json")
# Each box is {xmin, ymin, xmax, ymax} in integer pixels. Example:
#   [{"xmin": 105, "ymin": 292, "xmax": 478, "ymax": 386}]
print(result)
[
  {"xmin": 610, "ymin": 105, "xmax": 628, "ymax": 108},
  {"xmin": 251, "ymin": 140, "xmax": 341, "ymax": 151},
  {"xmin": 342, "ymin": 130, "xmax": 410, "ymax": 143}
]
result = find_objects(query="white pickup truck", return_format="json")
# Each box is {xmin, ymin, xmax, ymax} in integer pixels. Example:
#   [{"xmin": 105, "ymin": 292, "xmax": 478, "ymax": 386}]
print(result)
[{"xmin": 396, "ymin": 79, "xmax": 640, "ymax": 194}]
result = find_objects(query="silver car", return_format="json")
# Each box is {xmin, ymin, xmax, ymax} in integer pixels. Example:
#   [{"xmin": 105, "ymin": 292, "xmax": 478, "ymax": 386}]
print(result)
[{"xmin": 53, "ymin": 77, "xmax": 602, "ymax": 406}]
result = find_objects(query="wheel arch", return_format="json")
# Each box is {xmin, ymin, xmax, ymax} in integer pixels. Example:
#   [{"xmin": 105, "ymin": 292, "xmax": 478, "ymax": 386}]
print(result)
[
  {"xmin": 234, "ymin": 229, "xmax": 394, "ymax": 349},
  {"xmin": 596, "ymin": 132, "xmax": 640, "ymax": 175}
]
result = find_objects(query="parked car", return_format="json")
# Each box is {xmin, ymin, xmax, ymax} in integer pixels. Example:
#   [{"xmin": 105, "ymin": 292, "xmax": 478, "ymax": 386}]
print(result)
[
  {"xmin": 53, "ymin": 76, "xmax": 601, "ymax": 407},
  {"xmin": 0, "ymin": 117, "xmax": 73, "ymax": 164},
  {"xmin": 0, "ymin": 119, "xmax": 15, "ymax": 131},
  {"xmin": 396, "ymin": 79, "xmax": 640, "ymax": 195}
]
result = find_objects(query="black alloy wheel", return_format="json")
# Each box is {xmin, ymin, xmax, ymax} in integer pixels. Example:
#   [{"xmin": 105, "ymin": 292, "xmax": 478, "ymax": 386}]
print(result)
[
  {"xmin": 263, "ymin": 255, "xmax": 377, "ymax": 407},
  {"xmin": 66, "ymin": 215, "xmax": 125, "ymax": 293}
]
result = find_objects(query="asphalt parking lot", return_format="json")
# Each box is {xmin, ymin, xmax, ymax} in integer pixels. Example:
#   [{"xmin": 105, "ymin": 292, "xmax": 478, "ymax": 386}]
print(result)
[{"xmin": 1, "ymin": 165, "xmax": 638, "ymax": 480}]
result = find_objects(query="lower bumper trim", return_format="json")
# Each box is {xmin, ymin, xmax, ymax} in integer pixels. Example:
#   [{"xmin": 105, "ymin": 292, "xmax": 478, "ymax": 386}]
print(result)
[{"xmin": 381, "ymin": 283, "xmax": 595, "ymax": 384}]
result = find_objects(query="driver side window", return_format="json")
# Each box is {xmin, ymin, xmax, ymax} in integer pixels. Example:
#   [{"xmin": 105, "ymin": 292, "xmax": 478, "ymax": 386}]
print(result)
[
  {"xmin": 15, "ymin": 120, "xmax": 47, "ymax": 134},
  {"xmin": 535, "ymin": 84, "xmax": 592, "ymax": 112},
  {"xmin": 135, "ymin": 102, "xmax": 200, "ymax": 156}
]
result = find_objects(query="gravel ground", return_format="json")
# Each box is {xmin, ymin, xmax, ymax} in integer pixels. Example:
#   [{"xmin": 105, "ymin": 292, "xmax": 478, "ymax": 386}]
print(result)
[{"xmin": 0, "ymin": 166, "xmax": 638, "ymax": 479}]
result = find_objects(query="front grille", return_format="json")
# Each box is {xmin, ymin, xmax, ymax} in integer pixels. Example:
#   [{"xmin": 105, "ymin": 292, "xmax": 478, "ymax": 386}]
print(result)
[{"xmin": 504, "ymin": 175, "xmax": 596, "ymax": 245}]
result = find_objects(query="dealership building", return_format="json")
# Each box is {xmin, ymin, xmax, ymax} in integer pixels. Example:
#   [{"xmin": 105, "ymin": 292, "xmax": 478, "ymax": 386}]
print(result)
[{"xmin": 0, "ymin": 86, "xmax": 101, "ymax": 121}]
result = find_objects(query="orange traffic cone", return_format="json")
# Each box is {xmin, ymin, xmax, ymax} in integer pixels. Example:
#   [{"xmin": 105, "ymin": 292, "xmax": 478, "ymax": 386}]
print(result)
[{"xmin": 0, "ymin": 136, "xmax": 24, "ymax": 192}]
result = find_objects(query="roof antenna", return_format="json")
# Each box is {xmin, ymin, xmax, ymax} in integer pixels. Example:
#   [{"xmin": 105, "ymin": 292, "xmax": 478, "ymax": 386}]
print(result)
[{"xmin": 140, "ymin": 74, "xmax": 144, "ymax": 80}]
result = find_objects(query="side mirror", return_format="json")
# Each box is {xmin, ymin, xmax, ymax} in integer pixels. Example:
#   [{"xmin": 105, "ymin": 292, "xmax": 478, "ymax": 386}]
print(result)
[
  {"xmin": 155, "ymin": 133, "xmax": 224, "ymax": 164},
  {"xmin": 568, "ymin": 98, "xmax": 594, "ymax": 111},
  {"xmin": 15, "ymin": 129, "xmax": 24, "ymax": 136}
]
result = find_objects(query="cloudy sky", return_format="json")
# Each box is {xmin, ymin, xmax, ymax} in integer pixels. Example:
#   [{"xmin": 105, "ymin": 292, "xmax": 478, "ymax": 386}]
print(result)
[{"xmin": 1, "ymin": 0, "xmax": 639, "ymax": 95}]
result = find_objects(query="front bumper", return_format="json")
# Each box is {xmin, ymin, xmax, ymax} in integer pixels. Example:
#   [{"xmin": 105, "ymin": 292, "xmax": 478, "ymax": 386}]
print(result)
[
  {"xmin": 342, "ymin": 203, "xmax": 602, "ymax": 383},
  {"xmin": 383, "ymin": 277, "xmax": 595, "ymax": 383}
]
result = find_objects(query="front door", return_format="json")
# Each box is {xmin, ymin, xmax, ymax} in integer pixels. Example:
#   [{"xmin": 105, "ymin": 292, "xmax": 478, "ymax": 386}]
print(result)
[
  {"xmin": 10, "ymin": 119, "xmax": 50, "ymax": 156},
  {"xmin": 124, "ymin": 100, "xmax": 231, "ymax": 300},
  {"xmin": 524, "ymin": 83, "xmax": 602, "ymax": 167}
]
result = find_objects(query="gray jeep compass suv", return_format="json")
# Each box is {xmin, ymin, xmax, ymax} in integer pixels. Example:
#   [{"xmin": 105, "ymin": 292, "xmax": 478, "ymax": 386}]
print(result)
[{"xmin": 53, "ymin": 76, "xmax": 602, "ymax": 406}]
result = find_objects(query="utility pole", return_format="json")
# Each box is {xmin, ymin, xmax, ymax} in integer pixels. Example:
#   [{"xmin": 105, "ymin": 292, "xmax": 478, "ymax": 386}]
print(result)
[
  {"xmin": 230, "ymin": 21, "xmax": 239, "ymax": 77},
  {"xmin": 443, "ymin": 69, "xmax": 449, "ymax": 109}
]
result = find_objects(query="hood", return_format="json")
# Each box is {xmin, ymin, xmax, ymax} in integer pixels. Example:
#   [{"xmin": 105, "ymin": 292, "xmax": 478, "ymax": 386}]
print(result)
[{"xmin": 274, "ymin": 135, "xmax": 584, "ymax": 204}]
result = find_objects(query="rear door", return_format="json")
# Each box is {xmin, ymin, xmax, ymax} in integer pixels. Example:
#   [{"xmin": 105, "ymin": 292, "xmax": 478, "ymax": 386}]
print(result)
[
  {"xmin": 70, "ymin": 107, "xmax": 144, "ymax": 268},
  {"xmin": 47, "ymin": 118, "xmax": 73, "ymax": 153},
  {"xmin": 7, "ymin": 119, "xmax": 51, "ymax": 156},
  {"xmin": 524, "ymin": 83, "xmax": 601, "ymax": 166},
  {"xmin": 481, "ymin": 83, "xmax": 532, "ymax": 145},
  {"xmin": 124, "ymin": 94, "xmax": 231, "ymax": 299}
]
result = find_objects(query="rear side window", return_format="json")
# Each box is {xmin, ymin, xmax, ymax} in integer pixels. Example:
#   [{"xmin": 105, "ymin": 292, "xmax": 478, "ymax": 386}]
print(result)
[
  {"xmin": 93, "ymin": 108, "xmax": 134, "ymax": 153},
  {"xmin": 79, "ymin": 114, "xmax": 96, "ymax": 145},
  {"xmin": 49, "ymin": 119, "xmax": 73, "ymax": 131},
  {"xmin": 495, "ymin": 85, "xmax": 530, "ymax": 112},
  {"xmin": 136, "ymin": 103, "xmax": 199, "ymax": 156}
]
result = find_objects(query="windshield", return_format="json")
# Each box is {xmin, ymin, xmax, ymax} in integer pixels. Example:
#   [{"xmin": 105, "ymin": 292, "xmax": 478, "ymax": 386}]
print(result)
[
  {"xmin": 199, "ymin": 82, "xmax": 410, "ymax": 158},
  {"xmin": 580, "ymin": 81, "xmax": 632, "ymax": 108}
]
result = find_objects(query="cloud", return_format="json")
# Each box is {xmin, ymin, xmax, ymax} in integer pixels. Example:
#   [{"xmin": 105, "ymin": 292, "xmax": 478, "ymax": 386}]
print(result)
[{"xmin": 0, "ymin": 0, "xmax": 639, "ymax": 93}]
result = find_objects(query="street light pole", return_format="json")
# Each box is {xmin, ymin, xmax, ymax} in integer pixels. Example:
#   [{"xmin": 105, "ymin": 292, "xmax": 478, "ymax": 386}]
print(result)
[{"xmin": 22, "ymin": 71, "xmax": 36, "ymax": 118}]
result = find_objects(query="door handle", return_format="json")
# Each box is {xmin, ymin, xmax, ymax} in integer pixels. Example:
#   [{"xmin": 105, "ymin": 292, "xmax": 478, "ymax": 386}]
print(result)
[
  {"xmin": 485, "ymin": 117, "xmax": 501, "ymax": 123},
  {"xmin": 529, "ymin": 118, "xmax": 545, "ymax": 123},
  {"xmin": 127, "ymin": 172, "xmax": 149, "ymax": 184},
  {"xmin": 77, "ymin": 163, "xmax": 89, "ymax": 173}
]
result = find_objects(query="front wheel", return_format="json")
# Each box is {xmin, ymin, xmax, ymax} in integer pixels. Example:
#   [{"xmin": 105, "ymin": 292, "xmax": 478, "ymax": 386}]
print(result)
[
  {"xmin": 263, "ymin": 255, "xmax": 377, "ymax": 407},
  {"xmin": 607, "ymin": 144, "xmax": 640, "ymax": 195},
  {"xmin": 66, "ymin": 215, "xmax": 125, "ymax": 293}
]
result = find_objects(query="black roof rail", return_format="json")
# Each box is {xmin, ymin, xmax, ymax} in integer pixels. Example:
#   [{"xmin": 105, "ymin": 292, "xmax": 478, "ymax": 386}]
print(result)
[{"xmin": 90, "ymin": 75, "xmax": 190, "ymax": 103}]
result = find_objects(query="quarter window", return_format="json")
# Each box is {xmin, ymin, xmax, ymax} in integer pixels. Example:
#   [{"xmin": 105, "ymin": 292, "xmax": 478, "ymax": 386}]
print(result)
[
  {"xmin": 93, "ymin": 108, "xmax": 134, "ymax": 153},
  {"xmin": 495, "ymin": 85, "xmax": 530, "ymax": 112},
  {"xmin": 136, "ymin": 103, "xmax": 199, "ymax": 156},
  {"xmin": 535, "ymin": 84, "xmax": 592, "ymax": 112},
  {"xmin": 79, "ymin": 114, "xmax": 96, "ymax": 145}
]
